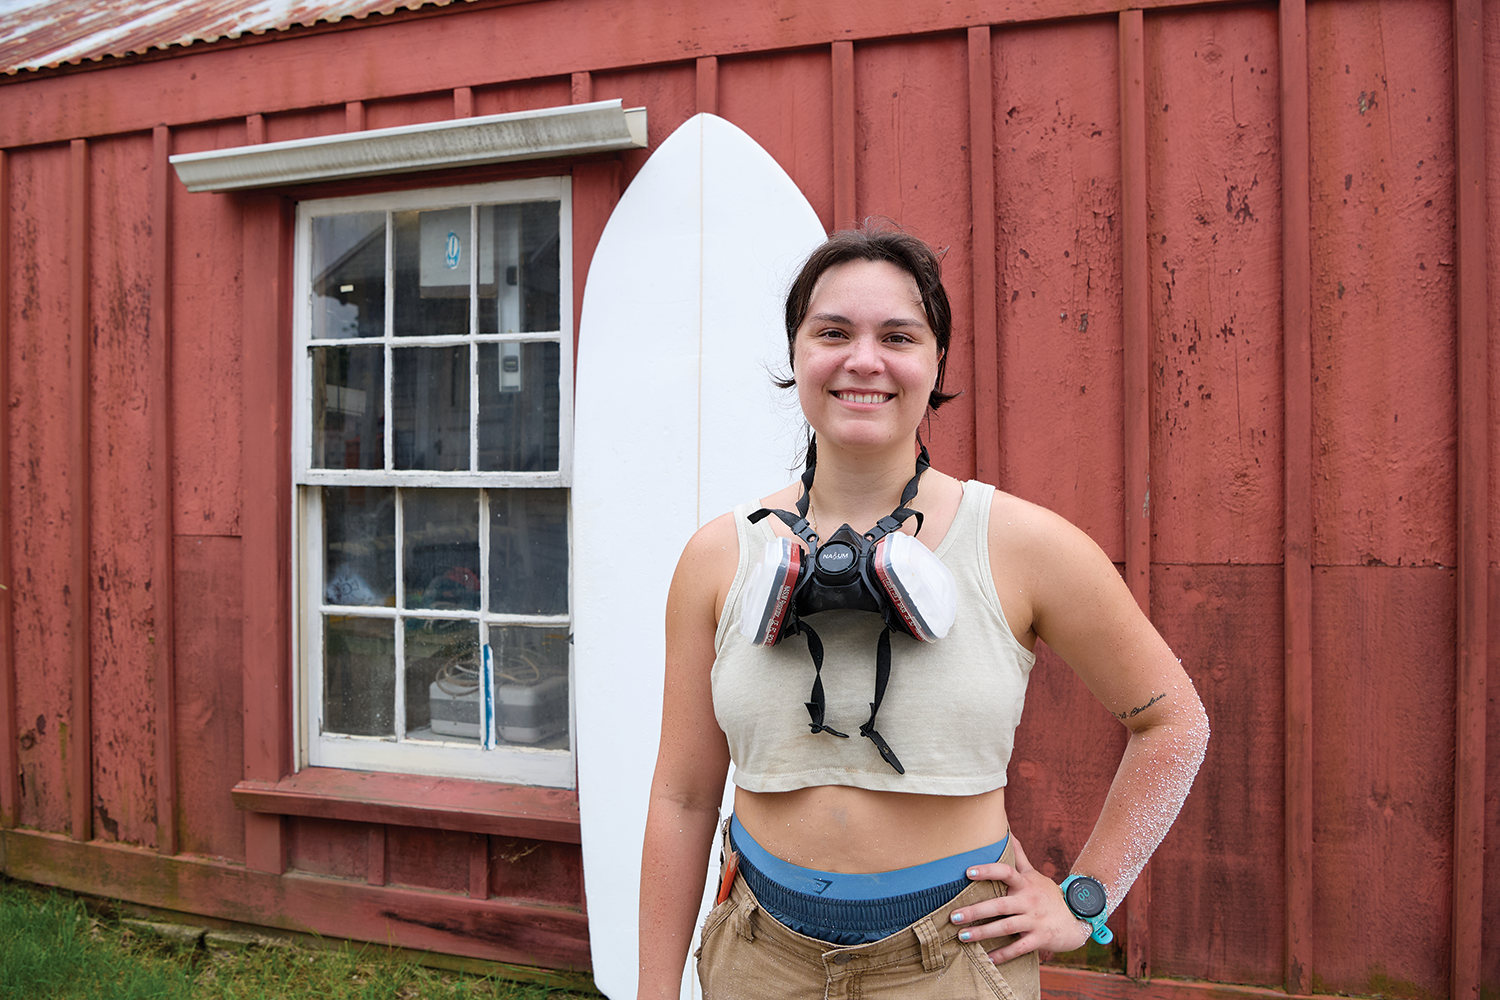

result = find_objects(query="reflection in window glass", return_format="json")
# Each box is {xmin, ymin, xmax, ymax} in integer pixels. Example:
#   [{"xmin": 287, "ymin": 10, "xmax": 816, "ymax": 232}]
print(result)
[
  {"xmin": 404, "ymin": 618, "xmax": 480, "ymax": 741},
  {"xmin": 311, "ymin": 213, "xmax": 386, "ymax": 340},
  {"xmin": 403, "ymin": 489, "xmax": 479, "ymax": 611},
  {"xmin": 393, "ymin": 346, "xmax": 469, "ymax": 470},
  {"xmin": 323, "ymin": 616, "xmax": 395, "ymax": 737},
  {"xmin": 492, "ymin": 625, "xmax": 569, "ymax": 748},
  {"xmin": 488, "ymin": 489, "xmax": 568, "ymax": 615},
  {"xmin": 323, "ymin": 486, "xmax": 395, "ymax": 607},
  {"xmin": 393, "ymin": 208, "xmax": 472, "ymax": 338},
  {"xmin": 478, "ymin": 342, "xmax": 560, "ymax": 471},
  {"xmin": 479, "ymin": 202, "xmax": 561, "ymax": 335},
  {"xmin": 313, "ymin": 346, "xmax": 385, "ymax": 470}
]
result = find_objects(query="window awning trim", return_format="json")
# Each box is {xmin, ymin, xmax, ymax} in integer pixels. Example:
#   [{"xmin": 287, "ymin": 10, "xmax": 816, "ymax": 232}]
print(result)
[{"xmin": 169, "ymin": 99, "xmax": 647, "ymax": 193}]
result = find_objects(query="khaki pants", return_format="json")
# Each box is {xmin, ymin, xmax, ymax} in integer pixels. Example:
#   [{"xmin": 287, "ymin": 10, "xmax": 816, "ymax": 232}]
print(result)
[{"xmin": 696, "ymin": 837, "xmax": 1041, "ymax": 1000}]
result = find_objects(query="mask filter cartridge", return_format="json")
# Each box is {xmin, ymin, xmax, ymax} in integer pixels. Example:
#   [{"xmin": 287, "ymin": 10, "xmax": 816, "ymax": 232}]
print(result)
[
  {"xmin": 740, "ymin": 537, "xmax": 802, "ymax": 647},
  {"xmin": 872, "ymin": 531, "xmax": 956, "ymax": 643}
]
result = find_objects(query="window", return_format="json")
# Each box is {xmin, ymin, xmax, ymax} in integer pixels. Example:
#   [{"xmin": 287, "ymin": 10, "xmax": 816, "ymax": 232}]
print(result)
[{"xmin": 293, "ymin": 178, "xmax": 574, "ymax": 787}]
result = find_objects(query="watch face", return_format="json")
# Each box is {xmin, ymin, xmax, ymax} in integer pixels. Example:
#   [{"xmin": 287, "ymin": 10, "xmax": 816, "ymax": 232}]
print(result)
[{"xmin": 1065, "ymin": 876, "xmax": 1107, "ymax": 919}]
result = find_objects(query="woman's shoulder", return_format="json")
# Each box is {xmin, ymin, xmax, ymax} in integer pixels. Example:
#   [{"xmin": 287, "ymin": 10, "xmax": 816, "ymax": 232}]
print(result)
[
  {"xmin": 675, "ymin": 485, "xmax": 797, "ymax": 580},
  {"xmin": 678, "ymin": 509, "xmax": 741, "ymax": 568},
  {"xmin": 982, "ymin": 485, "xmax": 1107, "ymax": 563}
]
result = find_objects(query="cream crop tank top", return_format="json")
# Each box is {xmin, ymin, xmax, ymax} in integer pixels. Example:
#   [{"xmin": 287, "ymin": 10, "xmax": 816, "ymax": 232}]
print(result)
[{"xmin": 711, "ymin": 480, "xmax": 1036, "ymax": 795}]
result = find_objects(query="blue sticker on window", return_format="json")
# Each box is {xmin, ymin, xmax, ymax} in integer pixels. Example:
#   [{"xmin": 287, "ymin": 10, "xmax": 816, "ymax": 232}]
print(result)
[{"xmin": 445, "ymin": 231, "xmax": 461, "ymax": 269}]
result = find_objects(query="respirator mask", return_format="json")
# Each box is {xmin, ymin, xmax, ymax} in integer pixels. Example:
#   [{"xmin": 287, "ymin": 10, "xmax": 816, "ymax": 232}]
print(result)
[{"xmin": 739, "ymin": 441, "xmax": 957, "ymax": 773}]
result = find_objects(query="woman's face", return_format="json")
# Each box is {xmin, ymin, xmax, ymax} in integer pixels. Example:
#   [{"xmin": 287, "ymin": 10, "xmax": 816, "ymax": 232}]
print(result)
[{"xmin": 791, "ymin": 258, "xmax": 941, "ymax": 456}]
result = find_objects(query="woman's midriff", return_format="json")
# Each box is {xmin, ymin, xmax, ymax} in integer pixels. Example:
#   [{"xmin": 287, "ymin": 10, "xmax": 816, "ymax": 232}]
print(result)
[{"xmin": 733, "ymin": 785, "xmax": 1010, "ymax": 873}]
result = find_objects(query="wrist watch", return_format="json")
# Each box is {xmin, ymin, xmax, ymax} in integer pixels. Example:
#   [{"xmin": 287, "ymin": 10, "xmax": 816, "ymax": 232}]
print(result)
[{"xmin": 1059, "ymin": 874, "xmax": 1114, "ymax": 945}]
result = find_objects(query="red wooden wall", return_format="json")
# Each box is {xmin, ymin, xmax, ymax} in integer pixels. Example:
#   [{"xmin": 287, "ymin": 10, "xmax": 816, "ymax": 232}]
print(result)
[{"xmin": 0, "ymin": 1, "xmax": 1495, "ymax": 998}]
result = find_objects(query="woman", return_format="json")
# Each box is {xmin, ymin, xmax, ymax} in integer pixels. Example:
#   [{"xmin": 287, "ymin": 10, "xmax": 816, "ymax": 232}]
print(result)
[{"xmin": 639, "ymin": 225, "xmax": 1209, "ymax": 999}]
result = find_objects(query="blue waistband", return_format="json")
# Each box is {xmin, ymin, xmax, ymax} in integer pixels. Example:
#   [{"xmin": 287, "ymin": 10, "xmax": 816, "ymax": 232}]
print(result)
[
  {"xmin": 728, "ymin": 814, "xmax": 1008, "ymax": 945},
  {"xmin": 728, "ymin": 814, "xmax": 1008, "ymax": 900}
]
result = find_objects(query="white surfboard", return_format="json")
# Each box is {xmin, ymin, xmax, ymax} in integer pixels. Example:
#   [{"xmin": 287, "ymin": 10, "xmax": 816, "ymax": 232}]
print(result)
[{"xmin": 573, "ymin": 114, "xmax": 825, "ymax": 1000}]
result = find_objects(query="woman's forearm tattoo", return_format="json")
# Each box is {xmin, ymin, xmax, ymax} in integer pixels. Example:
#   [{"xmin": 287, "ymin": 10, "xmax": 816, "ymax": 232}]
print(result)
[{"xmin": 1114, "ymin": 692, "xmax": 1166, "ymax": 720}]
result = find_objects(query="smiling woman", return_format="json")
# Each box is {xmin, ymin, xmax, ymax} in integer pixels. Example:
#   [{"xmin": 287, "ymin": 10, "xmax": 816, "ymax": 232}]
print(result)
[
  {"xmin": 790, "ymin": 259, "xmax": 938, "ymax": 457},
  {"xmin": 638, "ymin": 223, "xmax": 1210, "ymax": 1000}
]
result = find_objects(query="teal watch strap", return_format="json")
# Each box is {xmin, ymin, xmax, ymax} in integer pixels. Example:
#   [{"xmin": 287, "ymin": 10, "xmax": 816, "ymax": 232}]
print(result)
[{"xmin": 1060, "ymin": 874, "xmax": 1114, "ymax": 945}]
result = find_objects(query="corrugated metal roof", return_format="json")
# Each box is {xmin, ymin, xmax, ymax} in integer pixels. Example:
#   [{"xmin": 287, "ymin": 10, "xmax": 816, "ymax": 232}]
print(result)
[{"xmin": 0, "ymin": 0, "xmax": 477, "ymax": 76}]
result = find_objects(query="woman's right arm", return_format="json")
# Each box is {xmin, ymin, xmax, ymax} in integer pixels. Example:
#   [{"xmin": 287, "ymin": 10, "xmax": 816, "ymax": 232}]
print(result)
[{"xmin": 638, "ymin": 514, "xmax": 737, "ymax": 1000}]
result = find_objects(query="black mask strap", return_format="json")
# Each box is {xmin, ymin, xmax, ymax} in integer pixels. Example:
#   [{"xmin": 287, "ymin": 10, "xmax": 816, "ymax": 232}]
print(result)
[
  {"xmin": 748, "ymin": 444, "xmax": 821, "ymax": 546},
  {"xmin": 794, "ymin": 442, "xmax": 817, "ymax": 519},
  {"xmin": 750, "ymin": 435, "xmax": 933, "ymax": 547},
  {"xmin": 796, "ymin": 622, "xmax": 848, "ymax": 739},
  {"xmin": 858, "ymin": 627, "xmax": 905, "ymax": 774},
  {"xmin": 866, "ymin": 440, "xmax": 931, "ymax": 542}
]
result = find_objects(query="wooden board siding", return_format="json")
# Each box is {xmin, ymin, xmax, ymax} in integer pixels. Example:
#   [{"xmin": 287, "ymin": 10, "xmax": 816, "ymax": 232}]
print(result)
[
  {"xmin": 1147, "ymin": 5, "xmax": 1286, "ymax": 567},
  {"xmin": 1308, "ymin": 0, "xmax": 1457, "ymax": 569},
  {"xmin": 993, "ymin": 16, "xmax": 1128, "ymax": 546},
  {"xmin": 8, "ymin": 142, "xmax": 76, "ymax": 838},
  {"xmin": 0, "ymin": 0, "xmax": 1494, "ymax": 996}
]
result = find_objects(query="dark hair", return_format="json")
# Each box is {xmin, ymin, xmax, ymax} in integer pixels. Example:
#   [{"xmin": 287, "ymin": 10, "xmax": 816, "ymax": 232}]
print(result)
[{"xmin": 778, "ymin": 221, "xmax": 959, "ymax": 410}]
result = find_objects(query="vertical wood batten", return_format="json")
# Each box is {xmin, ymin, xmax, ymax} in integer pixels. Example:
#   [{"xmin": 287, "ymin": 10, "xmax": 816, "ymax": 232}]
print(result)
[
  {"xmin": 1118, "ymin": 12, "xmax": 1151, "ymax": 976},
  {"xmin": 240, "ymin": 115, "xmax": 291, "ymax": 874},
  {"xmin": 696, "ymin": 57, "xmax": 719, "ymax": 116},
  {"xmin": 367, "ymin": 825, "xmax": 388, "ymax": 886},
  {"xmin": 570, "ymin": 71, "xmax": 592, "ymax": 107},
  {"xmin": 570, "ymin": 70, "xmax": 617, "ymax": 362},
  {"xmin": 453, "ymin": 87, "xmax": 473, "ymax": 118},
  {"xmin": 1449, "ymin": 1, "xmax": 1487, "ymax": 996},
  {"xmin": 832, "ymin": 41, "xmax": 856, "ymax": 230},
  {"xmin": 68, "ymin": 137, "xmax": 93, "ymax": 844},
  {"xmin": 0, "ymin": 148, "xmax": 16, "ymax": 829},
  {"xmin": 345, "ymin": 101, "xmax": 365, "ymax": 132},
  {"xmin": 150, "ymin": 126, "xmax": 179, "ymax": 856},
  {"xmin": 967, "ymin": 27, "xmax": 1000, "ymax": 485},
  {"xmin": 1278, "ymin": 0, "xmax": 1314, "ymax": 990},
  {"xmin": 469, "ymin": 833, "xmax": 490, "ymax": 899},
  {"xmin": 1119, "ymin": 11, "xmax": 1150, "ymax": 609}
]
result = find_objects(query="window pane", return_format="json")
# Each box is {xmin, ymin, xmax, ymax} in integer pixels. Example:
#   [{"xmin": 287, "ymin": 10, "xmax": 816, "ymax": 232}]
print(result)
[
  {"xmin": 323, "ymin": 486, "xmax": 395, "ymax": 606},
  {"xmin": 313, "ymin": 345, "xmax": 385, "ymax": 470},
  {"xmin": 488, "ymin": 488, "xmax": 568, "ymax": 614},
  {"xmin": 404, "ymin": 618, "xmax": 480, "ymax": 741},
  {"xmin": 477, "ymin": 342, "xmax": 560, "ymax": 471},
  {"xmin": 478, "ymin": 202, "xmax": 560, "ymax": 335},
  {"xmin": 393, "ymin": 346, "xmax": 469, "ymax": 470},
  {"xmin": 323, "ymin": 616, "xmax": 395, "ymax": 737},
  {"xmin": 492, "ymin": 625, "xmax": 569, "ymax": 748},
  {"xmin": 311, "ymin": 212, "xmax": 386, "ymax": 340},
  {"xmin": 393, "ymin": 208, "xmax": 472, "ymax": 338},
  {"xmin": 403, "ymin": 489, "xmax": 480, "ymax": 611}
]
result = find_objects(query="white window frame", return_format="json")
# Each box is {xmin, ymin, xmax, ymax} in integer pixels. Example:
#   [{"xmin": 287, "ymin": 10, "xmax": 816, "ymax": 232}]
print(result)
[{"xmin": 292, "ymin": 177, "xmax": 576, "ymax": 788}]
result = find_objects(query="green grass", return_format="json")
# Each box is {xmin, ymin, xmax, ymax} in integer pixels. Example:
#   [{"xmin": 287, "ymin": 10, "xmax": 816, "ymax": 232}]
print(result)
[{"xmin": 0, "ymin": 877, "xmax": 595, "ymax": 1000}]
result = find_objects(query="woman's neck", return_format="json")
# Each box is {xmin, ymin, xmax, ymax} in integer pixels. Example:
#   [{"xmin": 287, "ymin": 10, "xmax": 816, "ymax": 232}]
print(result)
[{"xmin": 804, "ymin": 437, "xmax": 922, "ymax": 533}]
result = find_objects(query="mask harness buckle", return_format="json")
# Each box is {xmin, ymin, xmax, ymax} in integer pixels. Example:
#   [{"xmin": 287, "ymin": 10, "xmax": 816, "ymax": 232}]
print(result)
[{"xmin": 746, "ymin": 441, "xmax": 932, "ymax": 774}]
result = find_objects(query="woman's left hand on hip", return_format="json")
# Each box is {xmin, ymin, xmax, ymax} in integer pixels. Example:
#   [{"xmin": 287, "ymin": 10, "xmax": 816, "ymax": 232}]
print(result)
[{"xmin": 947, "ymin": 837, "xmax": 1092, "ymax": 962}]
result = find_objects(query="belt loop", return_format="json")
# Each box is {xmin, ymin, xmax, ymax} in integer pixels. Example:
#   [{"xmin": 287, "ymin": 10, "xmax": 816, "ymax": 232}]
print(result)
[
  {"xmin": 913, "ymin": 916, "xmax": 946, "ymax": 972},
  {"xmin": 733, "ymin": 895, "xmax": 758, "ymax": 941}
]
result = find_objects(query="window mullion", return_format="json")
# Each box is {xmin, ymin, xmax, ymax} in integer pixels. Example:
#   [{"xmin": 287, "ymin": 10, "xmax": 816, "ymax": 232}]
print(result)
[
  {"xmin": 393, "ymin": 484, "xmax": 407, "ymax": 743},
  {"xmin": 478, "ymin": 487, "xmax": 491, "ymax": 750},
  {"xmin": 384, "ymin": 210, "xmax": 395, "ymax": 472},
  {"xmin": 470, "ymin": 204, "xmax": 481, "ymax": 473}
]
